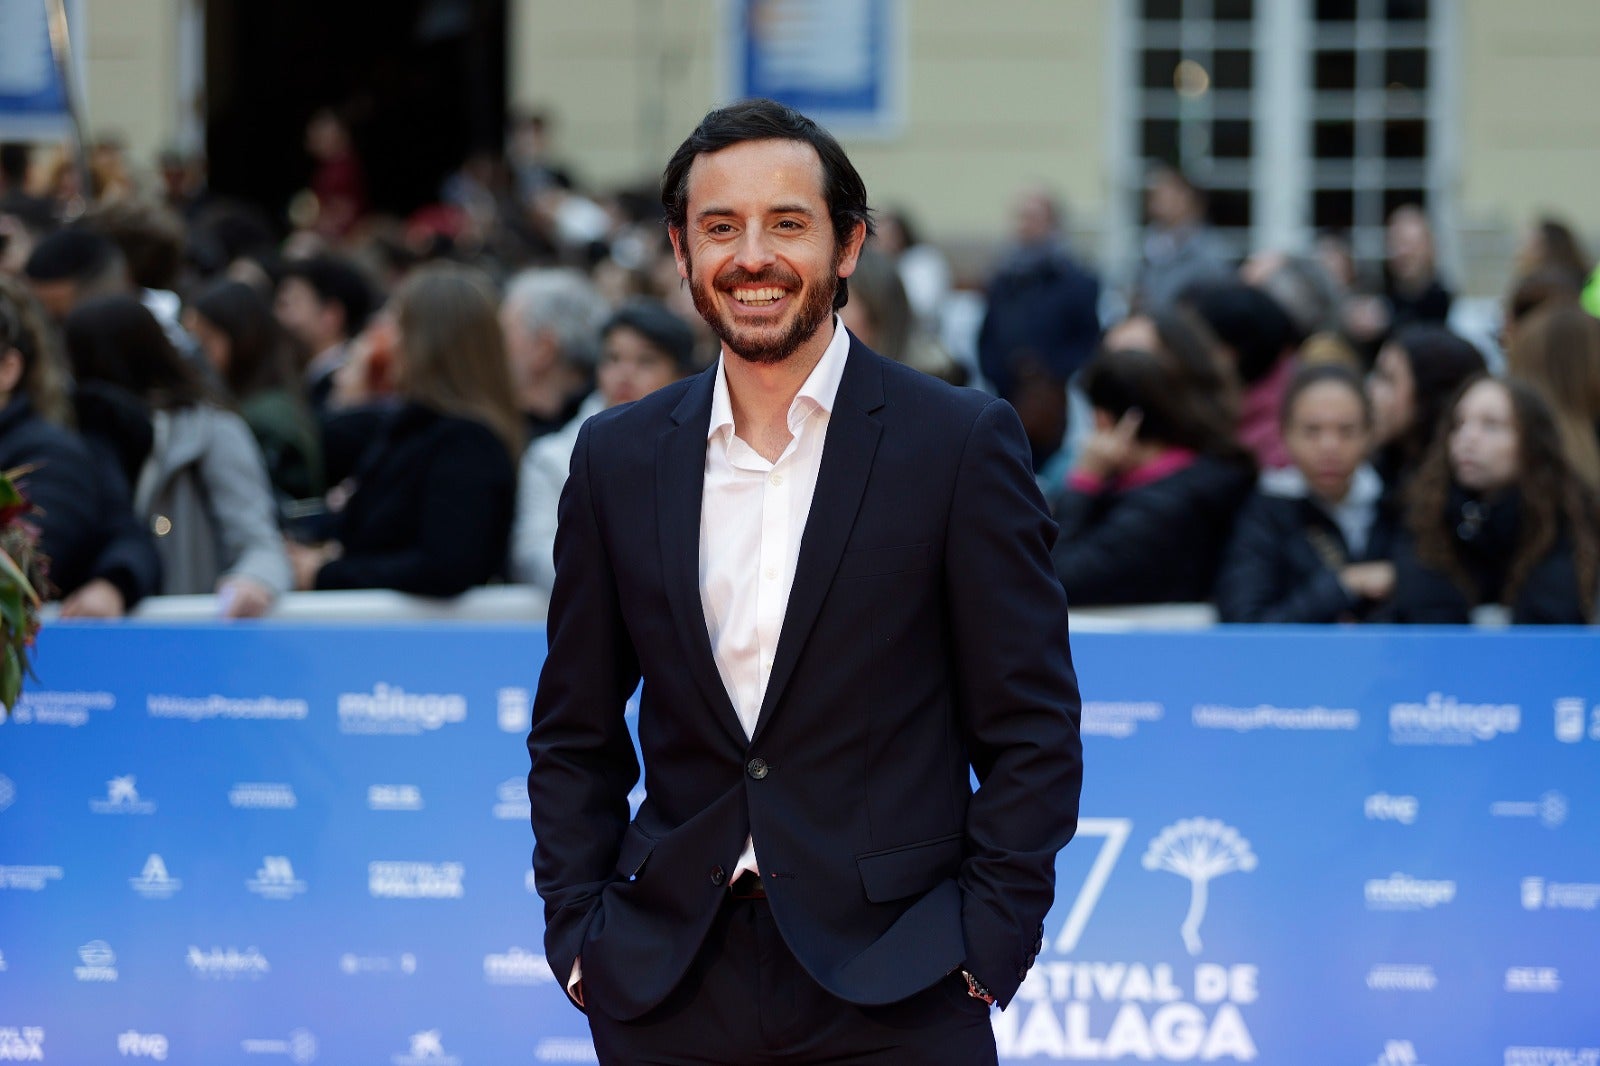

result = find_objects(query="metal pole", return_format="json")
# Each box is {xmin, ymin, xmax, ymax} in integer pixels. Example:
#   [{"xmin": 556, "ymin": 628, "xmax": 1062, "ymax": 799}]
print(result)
[{"xmin": 43, "ymin": 0, "xmax": 92, "ymax": 200}]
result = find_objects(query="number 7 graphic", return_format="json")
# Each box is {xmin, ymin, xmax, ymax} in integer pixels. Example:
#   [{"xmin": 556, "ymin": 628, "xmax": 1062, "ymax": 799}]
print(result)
[{"xmin": 1053, "ymin": 817, "xmax": 1133, "ymax": 954}]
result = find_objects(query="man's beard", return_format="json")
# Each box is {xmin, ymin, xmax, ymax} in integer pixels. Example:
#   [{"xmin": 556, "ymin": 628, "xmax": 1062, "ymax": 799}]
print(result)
[{"xmin": 687, "ymin": 253, "xmax": 840, "ymax": 366}]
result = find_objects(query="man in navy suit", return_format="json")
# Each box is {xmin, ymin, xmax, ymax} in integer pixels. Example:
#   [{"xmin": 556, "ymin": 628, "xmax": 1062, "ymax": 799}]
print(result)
[{"xmin": 527, "ymin": 98, "xmax": 1082, "ymax": 1064}]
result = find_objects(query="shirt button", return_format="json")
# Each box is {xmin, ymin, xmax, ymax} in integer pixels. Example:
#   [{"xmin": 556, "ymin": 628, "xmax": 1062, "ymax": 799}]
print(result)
[
  {"xmin": 152, "ymin": 515, "xmax": 173, "ymax": 536},
  {"xmin": 710, "ymin": 866, "xmax": 725, "ymax": 886},
  {"xmin": 769, "ymin": 472, "xmax": 783, "ymax": 487},
  {"xmin": 761, "ymin": 659, "xmax": 773, "ymax": 672},
  {"xmin": 746, "ymin": 758, "xmax": 769, "ymax": 780}
]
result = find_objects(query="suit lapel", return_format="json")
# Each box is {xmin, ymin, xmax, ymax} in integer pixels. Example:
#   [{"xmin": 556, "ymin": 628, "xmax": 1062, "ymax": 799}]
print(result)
[
  {"xmin": 657, "ymin": 369, "xmax": 747, "ymax": 748},
  {"xmin": 750, "ymin": 341, "xmax": 885, "ymax": 745}
]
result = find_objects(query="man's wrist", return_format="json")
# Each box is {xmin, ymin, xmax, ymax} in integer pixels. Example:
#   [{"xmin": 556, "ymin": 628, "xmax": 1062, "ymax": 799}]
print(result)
[{"xmin": 960, "ymin": 967, "xmax": 997, "ymax": 1006}]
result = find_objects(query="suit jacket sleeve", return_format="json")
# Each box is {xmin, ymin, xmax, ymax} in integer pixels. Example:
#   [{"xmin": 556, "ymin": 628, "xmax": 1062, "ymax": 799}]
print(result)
[
  {"xmin": 945, "ymin": 398, "xmax": 1082, "ymax": 1007},
  {"xmin": 525, "ymin": 418, "xmax": 642, "ymax": 1003}
]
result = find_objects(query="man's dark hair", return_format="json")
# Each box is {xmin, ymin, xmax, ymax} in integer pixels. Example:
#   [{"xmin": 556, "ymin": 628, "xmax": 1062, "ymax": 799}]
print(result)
[
  {"xmin": 661, "ymin": 98, "xmax": 873, "ymax": 311},
  {"xmin": 279, "ymin": 255, "xmax": 374, "ymax": 338},
  {"xmin": 23, "ymin": 228, "xmax": 127, "ymax": 292},
  {"xmin": 83, "ymin": 198, "xmax": 186, "ymax": 291}
]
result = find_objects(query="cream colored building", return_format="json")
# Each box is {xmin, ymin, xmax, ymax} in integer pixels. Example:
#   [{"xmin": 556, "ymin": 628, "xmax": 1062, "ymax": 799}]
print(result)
[{"xmin": 48, "ymin": 0, "xmax": 1600, "ymax": 295}]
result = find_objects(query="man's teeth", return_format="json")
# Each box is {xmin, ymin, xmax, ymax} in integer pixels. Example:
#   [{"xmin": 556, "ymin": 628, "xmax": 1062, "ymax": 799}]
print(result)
[{"xmin": 733, "ymin": 287, "xmax": 786, "ymax": 305}]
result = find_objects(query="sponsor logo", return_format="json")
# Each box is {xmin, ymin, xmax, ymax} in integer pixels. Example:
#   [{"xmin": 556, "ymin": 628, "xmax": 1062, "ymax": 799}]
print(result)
[
  {"xmin": 75, "ymin": 940, "xmax": 118, "ymax": 982},
  {"xmin": 339, "ymin": 952, "xmax": 417, "ymax": 977},
  {"xmin": 1143, "ymin": 819, "xmax": 1257, "ymax": 955},
  {"xmin": 230, "ymin": 783, "xmax": 298, "ymax": 810},
  {"xmin": 369, "ymin": 862, "xmax": 464, "ymax": 899},
  {"xmin": 147, "ymin": 694, "xmax": 308, "ymax": 722},
  {"xmin": 90, "ymin": 775, "xmax": 156, "ymax": 815},
  {"xmin": 1389, "ymin": 693, "xmax": 1519, "ymax": 746},
  {"xmin": 1365, "ymin": 874, "xmax": 1456, "ymax": 911},
  {"xmin": 0, "ymin": 774, "xmax": 14, "ymax": 812},
  {"xmin": 498, "ymin": 686, "xmax": 532, "ymax": 733},
  {"xmin": 1192, "ymin": 703, "xmax": 1359, "ymax": 732},
  {"xmin": 493, "ymin": 778, "xmax": 529, "ymax": 821},
  {"xmin": 368, "ymin": 785, "xmax": 424, "ymax": 812},
  {"xmin": 1082, "ymin": 701, "xmax": 1163, "ymax": 739},
  {"xmin": 1553, "ymin": 698, "xmax": 1600, "ymax": 743},
  {"xmin": 484, "ymin": 947, "xmax": 553, "ymax": 985},
  {"xmin": 7, "ymin": 689, "xmax": 114, "ymax": 727},
  {"xmin": 188, "ymin": 946, "xmax": 270, "ymax": 980},
  {"xmin": 0, "ymin": 866, "xmax": 62, "ymax": 891},
  {"xmin": 392, "ymin": 1030, "xmax": 461, "ymax": 1065},
  {"xmin": 1373, "ymin": 1040, "xmax": 1426, "ymax": 1066},
  {"xmin": 535, "ymin": 1038, "xmax": 598, "ymax": 1062},
  {"xmin": 1521, "ymin": 877, "xmax": 1600, "ymax": 911},
  {"xmin": 241, "ymin": 1029, "xmax": 318, "ymax": 1063},
  {"xmin": 1491, "ymin": 792, "xmax": 1568, "ymax": 829},
  {"xmin": 1365, "ymin": 793, "xmax": 1419, "ymax": 825},
  {"xmin": 1366, "ymin": 964, "xmax": 1437, "ymax": 991},
  {"xmin": 1506, "ymin": 967, "xmax": 1562, "ymax": 993},
  {"xmin": 247, "ymin": 857, "xmax": 307, "ymax": 901},
  {"xmin": 117, "ymin": 1031, "xmax": 169, "ymax": 1060},
  {"xmin": 1506, "ymin": 1050, "xmax": 1600, "ymax": 1066},
  {"xmin": 0, "ymin": 1028, "xmax": 45, "ymax": 1061},
  {"xmin": 131, "ymin": 854, "xmax": 182, "ymax": 900},
  {"xmin": 338, "ymin": 684, "xmax": 465, "ymax": 735}
]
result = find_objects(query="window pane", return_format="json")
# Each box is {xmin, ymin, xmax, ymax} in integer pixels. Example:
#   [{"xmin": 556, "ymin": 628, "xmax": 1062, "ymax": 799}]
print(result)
[
  {"xmin": 1143, "ymin": 49, "xmax": 1182, "ymax": 90},
  {"xmin": 1315, "ymin": 0, "xmax": 1357, "ymax": 21},
  {"xmin": 1386, "ymin": 0, "xmax": 1429, "ymax": 20},
  {"xmin": 1383, "ymin": 120, "xmax": 1427, "ymax": 158},
  {"xmin": 1209, "ymin": 189, "xmax": 1252, "ymax": 228},
  {"xmin": 1314, "ymin": 121, "xmax": 1357, "ymax": 159},
  {"xmin": 1383, "ymin": 188, "xmax": 1427, "ymax": 218},
  {"xmin": 1142, "ymin": 0, "xmax": 1183, "ymax": 20},
  {"xmin": 1213, "ymin": 119, "xmax": 1253, "ymax": 159},
  {"xmin": 1314, "ymin": 189, "xmax": 1355, "ymax": 229},
  {"xmin": 1384, "ymin": 49, "xmax": 1429, "ymax": 89},
  {"xmin": 1214, "ymin": 0, "xmax": 1254, "ymax": 20},
  {"xmin": 1142, "ymin": 119, "xmax": 1181, "ymax": 163},
  {"xmin": 1213, "ymin": 50, "xmax": 1254, "ymax": 90},
  {"xmin": 1314, "ymin": 51, "xmax": 1358, "ymax": 90}
]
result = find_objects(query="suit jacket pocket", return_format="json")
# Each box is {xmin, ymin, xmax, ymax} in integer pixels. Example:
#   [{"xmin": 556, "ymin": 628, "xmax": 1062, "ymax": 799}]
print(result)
[
  {"xmin": 615, "ymin": 822, "xmax": 657, "ymax": 880},
  {"xmin": 856, "ymin": 832, "xmax": 964, "ymax": 903},
  {"xmin": 837, "ymin": 542, "xmax": 933, "ymax": 580}
]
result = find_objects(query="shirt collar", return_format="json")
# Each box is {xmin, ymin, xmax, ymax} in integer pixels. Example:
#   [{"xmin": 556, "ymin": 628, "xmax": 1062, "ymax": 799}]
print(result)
[{"xmin": 706, "ymin": 315, "xmax": 852, "ymax": 441}]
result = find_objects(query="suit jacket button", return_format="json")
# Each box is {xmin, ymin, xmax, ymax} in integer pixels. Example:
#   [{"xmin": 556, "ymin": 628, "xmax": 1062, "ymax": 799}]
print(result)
[
  {"xmin": 746, "ymin": 758, "xmax": 769, "ymax": 780},
  {"xmin": 710, "ymin": 866, "xmax": 725, "ymax": 886}
]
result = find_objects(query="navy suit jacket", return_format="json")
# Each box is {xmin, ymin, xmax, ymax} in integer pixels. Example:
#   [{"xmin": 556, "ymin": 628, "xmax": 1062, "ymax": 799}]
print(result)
[{"xmin": 527, "ymin": 336, "xmax": 1082, "ymax": 1021}]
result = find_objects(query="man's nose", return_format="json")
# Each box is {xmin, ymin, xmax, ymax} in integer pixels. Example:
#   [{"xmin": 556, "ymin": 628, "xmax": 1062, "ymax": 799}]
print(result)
[{"xmin": 733, "ymin": 227, "xmax": 776, "ymax": 272}]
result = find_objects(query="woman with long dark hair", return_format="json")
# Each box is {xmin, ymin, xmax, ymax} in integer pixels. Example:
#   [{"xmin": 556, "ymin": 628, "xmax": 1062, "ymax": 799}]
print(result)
[
  {"xmin": 290, "ymin": 263, "xmax": 521, "ymax": 596},
  {"xmin": 1049, "ymin": 346, "xmax": 1257, "ymax": 604},
  {"xmin": 1504, "ymin": 301, "xmax": 1600, "ymax": 491},
  {"xmin": 64, "ymin": 294, "xmax": 289, "ymax": 615},
  {"xmin": 186, "ymin": 278, "xmax": 325, "ymax": 503},
  {"xmin": 1392, "ymin": 375, "xmax": 1599, "ymax": 624},
  {"xmin": 0, "ymin": 278, "xmax": 159, "ymax": 615},
  {"xmin": 1367, "ymin": 325, "xmax": 1487, "ymax": 492}
]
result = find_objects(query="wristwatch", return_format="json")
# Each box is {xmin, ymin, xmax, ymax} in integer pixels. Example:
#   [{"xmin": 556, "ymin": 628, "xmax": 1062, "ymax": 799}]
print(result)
[{"xmin": 960, "ymin": 968, "xmax": 997, "ymax": 1006}]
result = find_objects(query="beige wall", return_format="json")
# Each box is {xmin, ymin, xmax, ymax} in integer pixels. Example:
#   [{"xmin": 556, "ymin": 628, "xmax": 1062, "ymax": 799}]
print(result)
[
  {"xmin": 510, "ymin": 0, "xmax": 1112, "ymax": 273},
  {"xmin": 80, "ymin": 0, "xmax": 184, "ymax": 159},
  {"xmin": 1456, "ymin": 0, "xmax": 1600, "ymax": 292}
]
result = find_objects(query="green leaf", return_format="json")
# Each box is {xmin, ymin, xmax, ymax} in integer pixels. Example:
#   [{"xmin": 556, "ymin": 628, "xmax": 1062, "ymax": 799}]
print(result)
[
  {"xmin": 0, "ymin": 545, "xmax": 38, "ymax": 607},
  {"xmin": 1, "ymin": 643, "xmax": 21, "ymax": 713},
  {"xmin": 0, "ymin": 582, "xmax": 23, "ymax": 634}
]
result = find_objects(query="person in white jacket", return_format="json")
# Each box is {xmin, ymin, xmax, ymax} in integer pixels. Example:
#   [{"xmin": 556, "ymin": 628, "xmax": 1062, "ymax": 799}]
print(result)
[{"xmin": 511, "ymin": 300, "xmax": 695, "ymax": 592}]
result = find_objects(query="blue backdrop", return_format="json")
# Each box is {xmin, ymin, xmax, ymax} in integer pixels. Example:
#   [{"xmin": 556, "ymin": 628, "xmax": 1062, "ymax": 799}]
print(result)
[{"xmin": 0, "ymin": 624, "xmax": 1596, "ymax": 1064}]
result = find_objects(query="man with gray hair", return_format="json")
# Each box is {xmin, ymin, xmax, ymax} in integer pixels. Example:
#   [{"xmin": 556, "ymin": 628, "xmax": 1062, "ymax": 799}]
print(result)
[{"xmin": 501, "ymin": 268, "xmax": 609, "ymax": 440}]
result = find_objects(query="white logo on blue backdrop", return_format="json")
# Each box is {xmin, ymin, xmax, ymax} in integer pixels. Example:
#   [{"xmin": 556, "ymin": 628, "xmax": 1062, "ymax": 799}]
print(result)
[
  {"xmin": 90, "ymin": 775, "xmax": 156, "ymax": 814},
  {"xmin": 131, "ymin": 854, "xmax": 182, "ymax": 899},
  {"xmin": 1143, "ymin": 819, "xmax": 1258, "ymax": 956}
]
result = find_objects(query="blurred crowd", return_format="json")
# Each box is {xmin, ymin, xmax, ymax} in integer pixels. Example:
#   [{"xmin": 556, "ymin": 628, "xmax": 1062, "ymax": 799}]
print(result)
[{"xmin": 0, "ymin": 107, "xmax": 1596, "ymax": 625}]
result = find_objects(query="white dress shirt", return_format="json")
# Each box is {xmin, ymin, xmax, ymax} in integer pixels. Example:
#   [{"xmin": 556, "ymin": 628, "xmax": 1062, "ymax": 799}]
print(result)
[{"xmin": 700, "ymin": 316, "xmax": 851, "ymax": 880}]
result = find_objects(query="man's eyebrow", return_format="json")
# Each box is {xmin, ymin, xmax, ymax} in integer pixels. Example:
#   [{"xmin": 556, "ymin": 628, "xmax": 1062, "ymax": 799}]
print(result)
[{"xmin": 694, "ymin": 204, "xmax": 817, "ymax": 223}]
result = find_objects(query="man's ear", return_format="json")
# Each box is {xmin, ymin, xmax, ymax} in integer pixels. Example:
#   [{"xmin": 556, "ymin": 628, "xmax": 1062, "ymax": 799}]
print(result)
[
  {"xmin": 834, "ymin": 219, "xmax": 869, "ymax": 282},
  {"xmin": 0, "ymin": 348, "xmax": 24, "ymax": 396},
  {"xmin": 669, "ymin": 227, "xmax": 689, "ymax": 282}
]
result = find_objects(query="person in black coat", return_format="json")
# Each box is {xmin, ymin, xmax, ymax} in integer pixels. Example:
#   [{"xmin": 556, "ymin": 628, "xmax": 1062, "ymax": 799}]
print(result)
[
  {"xmin": 1050, "ymin": 347, "xmax": 1256, "ymax": 604},
  {"xmin": 1216, "ymin": 365, "xmax": 1398, "ymax": 623},
  {"xmin": 0, "ymin": 277, "xmax": 159, "ymax": 614},
  {"xmin": 290, "ymin": 265, "xmax": 521, "ymax": 597},
  {"xmin": 1391, "ymin": 375, "xmax": 1599, "ymax": 625}
]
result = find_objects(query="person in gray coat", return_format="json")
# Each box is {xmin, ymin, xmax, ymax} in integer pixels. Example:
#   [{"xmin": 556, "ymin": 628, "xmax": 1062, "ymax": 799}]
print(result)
[{"xmin": 64, "ymin": 295, "xmax": 289, "ymax": 616}]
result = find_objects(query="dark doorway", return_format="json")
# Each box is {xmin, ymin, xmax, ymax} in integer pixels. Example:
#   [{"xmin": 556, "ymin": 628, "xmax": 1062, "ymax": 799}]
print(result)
[{"xmin": 204, "ymin": 0, "xmax": 506, "ymax": 230}]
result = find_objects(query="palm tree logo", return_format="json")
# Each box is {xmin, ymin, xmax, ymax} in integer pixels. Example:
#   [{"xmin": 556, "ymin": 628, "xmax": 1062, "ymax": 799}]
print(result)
[{"xmin": 1142, "ymin": 818, "xmax": 1258, "ymax": 955}]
